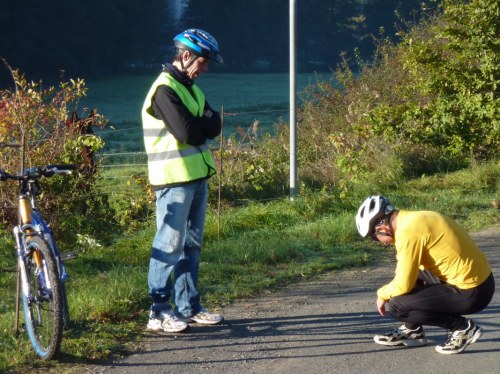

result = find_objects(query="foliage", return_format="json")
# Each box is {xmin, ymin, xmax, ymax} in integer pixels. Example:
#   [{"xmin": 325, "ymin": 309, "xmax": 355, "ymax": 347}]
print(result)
[
  {"xmin": 0, "ymin": 68, "xmax": 114, "ymax": 245},
  {"xmin": 111, "ymin": 172, "xmax": 155, "ymax": 232},
  {"xmin": 290, "ymin": 0, "xmax": 499, "ymax": 198},
  {"xmin": 366, "ymin": 0, "xmax": 499, "ymax": 160},
  {"xmin": 211, "ymin": 121, "xmax": 290, "ymax": 203}
]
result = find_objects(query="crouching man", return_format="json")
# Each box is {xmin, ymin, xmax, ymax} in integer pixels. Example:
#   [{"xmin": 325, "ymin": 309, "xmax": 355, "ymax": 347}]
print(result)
[{"xmin": 355, "ymin": 195, "xmax": 495, "ymax": 354}]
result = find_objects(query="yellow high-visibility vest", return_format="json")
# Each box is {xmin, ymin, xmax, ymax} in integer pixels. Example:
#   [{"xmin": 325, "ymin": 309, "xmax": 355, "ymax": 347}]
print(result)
[{"xmin": 142, "ymin": 72, "xmax": 216, "ymax": 186}]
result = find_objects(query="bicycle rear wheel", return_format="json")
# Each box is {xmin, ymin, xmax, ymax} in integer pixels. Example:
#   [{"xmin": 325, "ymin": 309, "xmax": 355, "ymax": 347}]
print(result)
[{"xmin": 20, "ymin": 236, "xmax": 63, "ymax": 360}]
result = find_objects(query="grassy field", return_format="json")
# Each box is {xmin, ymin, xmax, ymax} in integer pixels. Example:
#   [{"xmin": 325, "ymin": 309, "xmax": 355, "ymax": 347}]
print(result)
[
  {"xmin": 82, "ymin": 72, "xmax": 329, "ymax": 124},
  {"xmin": 82, "ymin": 72, "xmax": 330, "ymax": 154},
  {"xmin": 0, "ymin": 159, "xmax": 498, "ymax": 372}
]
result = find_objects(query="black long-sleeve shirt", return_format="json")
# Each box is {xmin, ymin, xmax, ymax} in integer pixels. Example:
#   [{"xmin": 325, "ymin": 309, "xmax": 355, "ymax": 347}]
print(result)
[{"xmin": 151, "ymin": 64, "xmax": 221, "ymax": 146}]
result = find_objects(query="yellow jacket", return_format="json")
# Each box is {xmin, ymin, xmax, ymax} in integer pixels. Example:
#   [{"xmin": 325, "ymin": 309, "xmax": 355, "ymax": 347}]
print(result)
[{"xmin": 377, "ymin": 210, "xmax": 492, "ymax": 301}]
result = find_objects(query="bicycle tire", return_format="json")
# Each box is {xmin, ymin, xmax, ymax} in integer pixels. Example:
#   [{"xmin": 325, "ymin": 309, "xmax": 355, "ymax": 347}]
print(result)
[
  {"xmin": 20, "ymin": 236, "xmax": 63, "ymax": 360},
  {"xmin": 52, "ymin": 247, "xmax": 71, "ymax": 328},
  {"xmin": 43, "ymin": 231, "xmax": 71, "ymax": 328},
  {"xmin": 60, "ymin": 281, "xmax": 71, "ymax": 329}
]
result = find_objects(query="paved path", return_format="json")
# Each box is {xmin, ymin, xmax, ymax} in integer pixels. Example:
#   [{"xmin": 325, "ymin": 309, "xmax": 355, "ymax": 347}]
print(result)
[{"xmin": 84, "ymin": 227, "xmax": 500, "ymax": 374}]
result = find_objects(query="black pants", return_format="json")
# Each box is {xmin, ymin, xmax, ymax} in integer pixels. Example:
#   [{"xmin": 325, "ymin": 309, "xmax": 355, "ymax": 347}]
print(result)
[{"xmin": 388, "ymin": 271, "xmax": 495, "ymax": 331}]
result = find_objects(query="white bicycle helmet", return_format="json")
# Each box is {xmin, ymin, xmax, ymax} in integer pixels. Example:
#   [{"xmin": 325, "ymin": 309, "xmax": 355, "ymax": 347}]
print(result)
[{"xmin": 355, "ymin": 195, "xmax": 395, "ymax": 237}]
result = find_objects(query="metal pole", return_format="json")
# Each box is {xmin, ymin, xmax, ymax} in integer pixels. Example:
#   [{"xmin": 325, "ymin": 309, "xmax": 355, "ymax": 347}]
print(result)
[{"xmin": 289, "ymin": 0, "xmax": 297, "ymax": 199}]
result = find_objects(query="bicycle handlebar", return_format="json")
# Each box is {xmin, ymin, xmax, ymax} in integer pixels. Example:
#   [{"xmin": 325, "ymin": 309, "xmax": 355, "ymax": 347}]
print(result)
[{"xmin": 0, "ymin": 164, "xmax": 76, "ymax": 181}]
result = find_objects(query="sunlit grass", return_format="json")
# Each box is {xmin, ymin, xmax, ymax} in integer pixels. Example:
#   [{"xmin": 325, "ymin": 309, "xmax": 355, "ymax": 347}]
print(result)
[{"xmin": 0, "ymin": 160, "xmax": 498, "ymax": 372}]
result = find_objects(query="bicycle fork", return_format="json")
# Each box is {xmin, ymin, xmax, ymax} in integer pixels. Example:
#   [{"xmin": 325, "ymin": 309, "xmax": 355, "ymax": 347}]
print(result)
[
  {"xmin": 14, "ymin": 196, "xmax": 33, "ymax": 333},
  {"xmin": 14, "ymin": 226, "xmax": 46, "ymax": 329},
  {"xmin": 13, "ymin": 226, "xmax": 27, "ymax": 334}
]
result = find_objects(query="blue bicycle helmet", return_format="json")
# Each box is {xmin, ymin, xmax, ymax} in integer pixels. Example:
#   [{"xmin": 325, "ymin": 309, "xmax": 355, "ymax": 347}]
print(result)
[{"xmin": 174, "ymin": 29, "xmax": 223, "ymax": 64}]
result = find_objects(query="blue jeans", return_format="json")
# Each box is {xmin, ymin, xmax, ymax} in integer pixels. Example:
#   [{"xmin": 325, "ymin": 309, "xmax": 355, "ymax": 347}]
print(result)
[{"xmin": 148, "ymin": 180, "xmax": 208, "ymax": 318}]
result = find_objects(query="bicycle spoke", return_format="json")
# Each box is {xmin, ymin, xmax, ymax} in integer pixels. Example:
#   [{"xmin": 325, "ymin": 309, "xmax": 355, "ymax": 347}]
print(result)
[{"xmin": 21, "ymin": 237, "xmax": 63, "ymax": 360}]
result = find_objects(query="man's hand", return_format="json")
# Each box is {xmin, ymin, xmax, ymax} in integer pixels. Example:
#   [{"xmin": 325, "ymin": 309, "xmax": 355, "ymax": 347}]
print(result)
[{"xmin": 376, "ymin": 297, "xmax": 387, "ymax": 316}]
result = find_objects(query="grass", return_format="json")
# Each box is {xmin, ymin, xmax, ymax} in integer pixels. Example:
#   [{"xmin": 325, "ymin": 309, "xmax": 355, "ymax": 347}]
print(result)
[
  {"xmin": 0, "ymin": 159, "xmax": 498, "ymax": 372},
  {"xmin": 82, "ymin": 71, "xmax": 329, "ymax": 157},
  {"xmin": 82, "ymin": 72, "xmax": 328, "ymax": 127}
]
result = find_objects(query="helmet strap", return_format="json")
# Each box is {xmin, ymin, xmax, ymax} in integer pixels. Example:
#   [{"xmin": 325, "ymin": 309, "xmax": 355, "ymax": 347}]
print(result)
[
  {"xmin": 374, "ymin": 231, "xmax": 393, "ymax": 238},
  {"xmin": 387, "ymin": 211, "xmax": 396, "ymax": 237},
  {"xmin": 180, "ymin": 51, "xmax": 198, "ymax": 73}
]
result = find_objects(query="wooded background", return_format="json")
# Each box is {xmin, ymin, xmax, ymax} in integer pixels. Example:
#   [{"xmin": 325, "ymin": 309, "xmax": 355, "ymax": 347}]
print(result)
[{"xmin": 0, "ymin": 0, "xmax": 437, "ymax": 82}]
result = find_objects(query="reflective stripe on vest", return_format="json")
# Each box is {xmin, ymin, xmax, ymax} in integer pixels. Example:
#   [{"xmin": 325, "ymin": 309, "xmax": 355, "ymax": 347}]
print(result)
[{"xmin": 142, "ymin": 72, "xmax": 216, "ymax": 185}]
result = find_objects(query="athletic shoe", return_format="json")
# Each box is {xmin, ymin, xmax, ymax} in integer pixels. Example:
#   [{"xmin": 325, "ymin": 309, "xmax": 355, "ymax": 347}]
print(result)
[
  {"xmin": 373, "ymin": 324, "xmax": 427, "ymax": 347},
  {"xmin": 185, "ymin": 307, "xmax": 224, "ymax": 325},
  {"xmin": 435, "ymin": 319, "xmax": 483, "ymax": 354},
  {"xmin": 146, "ymin": 310, "xmax": 188, "ymax": 333}
]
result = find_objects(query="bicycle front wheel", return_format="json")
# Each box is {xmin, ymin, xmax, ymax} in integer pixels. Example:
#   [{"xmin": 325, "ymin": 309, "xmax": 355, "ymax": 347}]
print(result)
[{"xmin": 20, "ymin": 236, "xmax": 63, "ymax": 360}]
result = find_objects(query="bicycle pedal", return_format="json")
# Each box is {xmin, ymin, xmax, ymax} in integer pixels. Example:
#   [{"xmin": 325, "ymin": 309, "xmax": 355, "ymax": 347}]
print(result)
[{"xmin": 61, "ymin": 252, "xmax": 78, "ymax": 261}]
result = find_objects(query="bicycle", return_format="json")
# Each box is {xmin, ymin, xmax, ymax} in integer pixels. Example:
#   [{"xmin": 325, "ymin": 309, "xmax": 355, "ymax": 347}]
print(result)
[{"xmin": 0, "ymin": 163, "xmax": 75, "ymax": 360}]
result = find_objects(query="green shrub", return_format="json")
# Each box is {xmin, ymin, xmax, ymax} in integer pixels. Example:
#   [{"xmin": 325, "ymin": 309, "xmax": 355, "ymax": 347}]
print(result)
[
  {"xmin": 210, "ymin": 122, "xmax": 290, "ymax": 203},
  {"xmin": 282, "ymin": 0, "xmax": 499, "ymax": 198},
  {"xmin": 365, "ymin": 0, "xmax": 499, "ymax": 160},
  {"xmin": 0, "ymin": 69, "xmax": 115, "ymax": 247}
]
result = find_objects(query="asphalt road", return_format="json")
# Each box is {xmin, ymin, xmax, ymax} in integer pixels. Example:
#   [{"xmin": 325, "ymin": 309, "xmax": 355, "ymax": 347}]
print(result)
[{"xmin": 83, "ymin": 227, "xmax": 500, "ymax": 374}]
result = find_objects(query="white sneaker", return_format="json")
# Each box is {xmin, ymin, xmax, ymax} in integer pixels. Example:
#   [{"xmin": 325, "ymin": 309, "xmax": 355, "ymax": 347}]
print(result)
[
  {"xmin": 147, "ymin": 310, "xmax": 188, "ymax": 333},
  {"xmin": 373, "ymin": 324, "xmax": 427, "ymax": 347},
  {"xmin": 435, "ymin": 319, "xmax": 483, "ymax": 354},
  {"xmin": 188, "ymin": 307, "xmax": 224, "ymax": 325}
]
